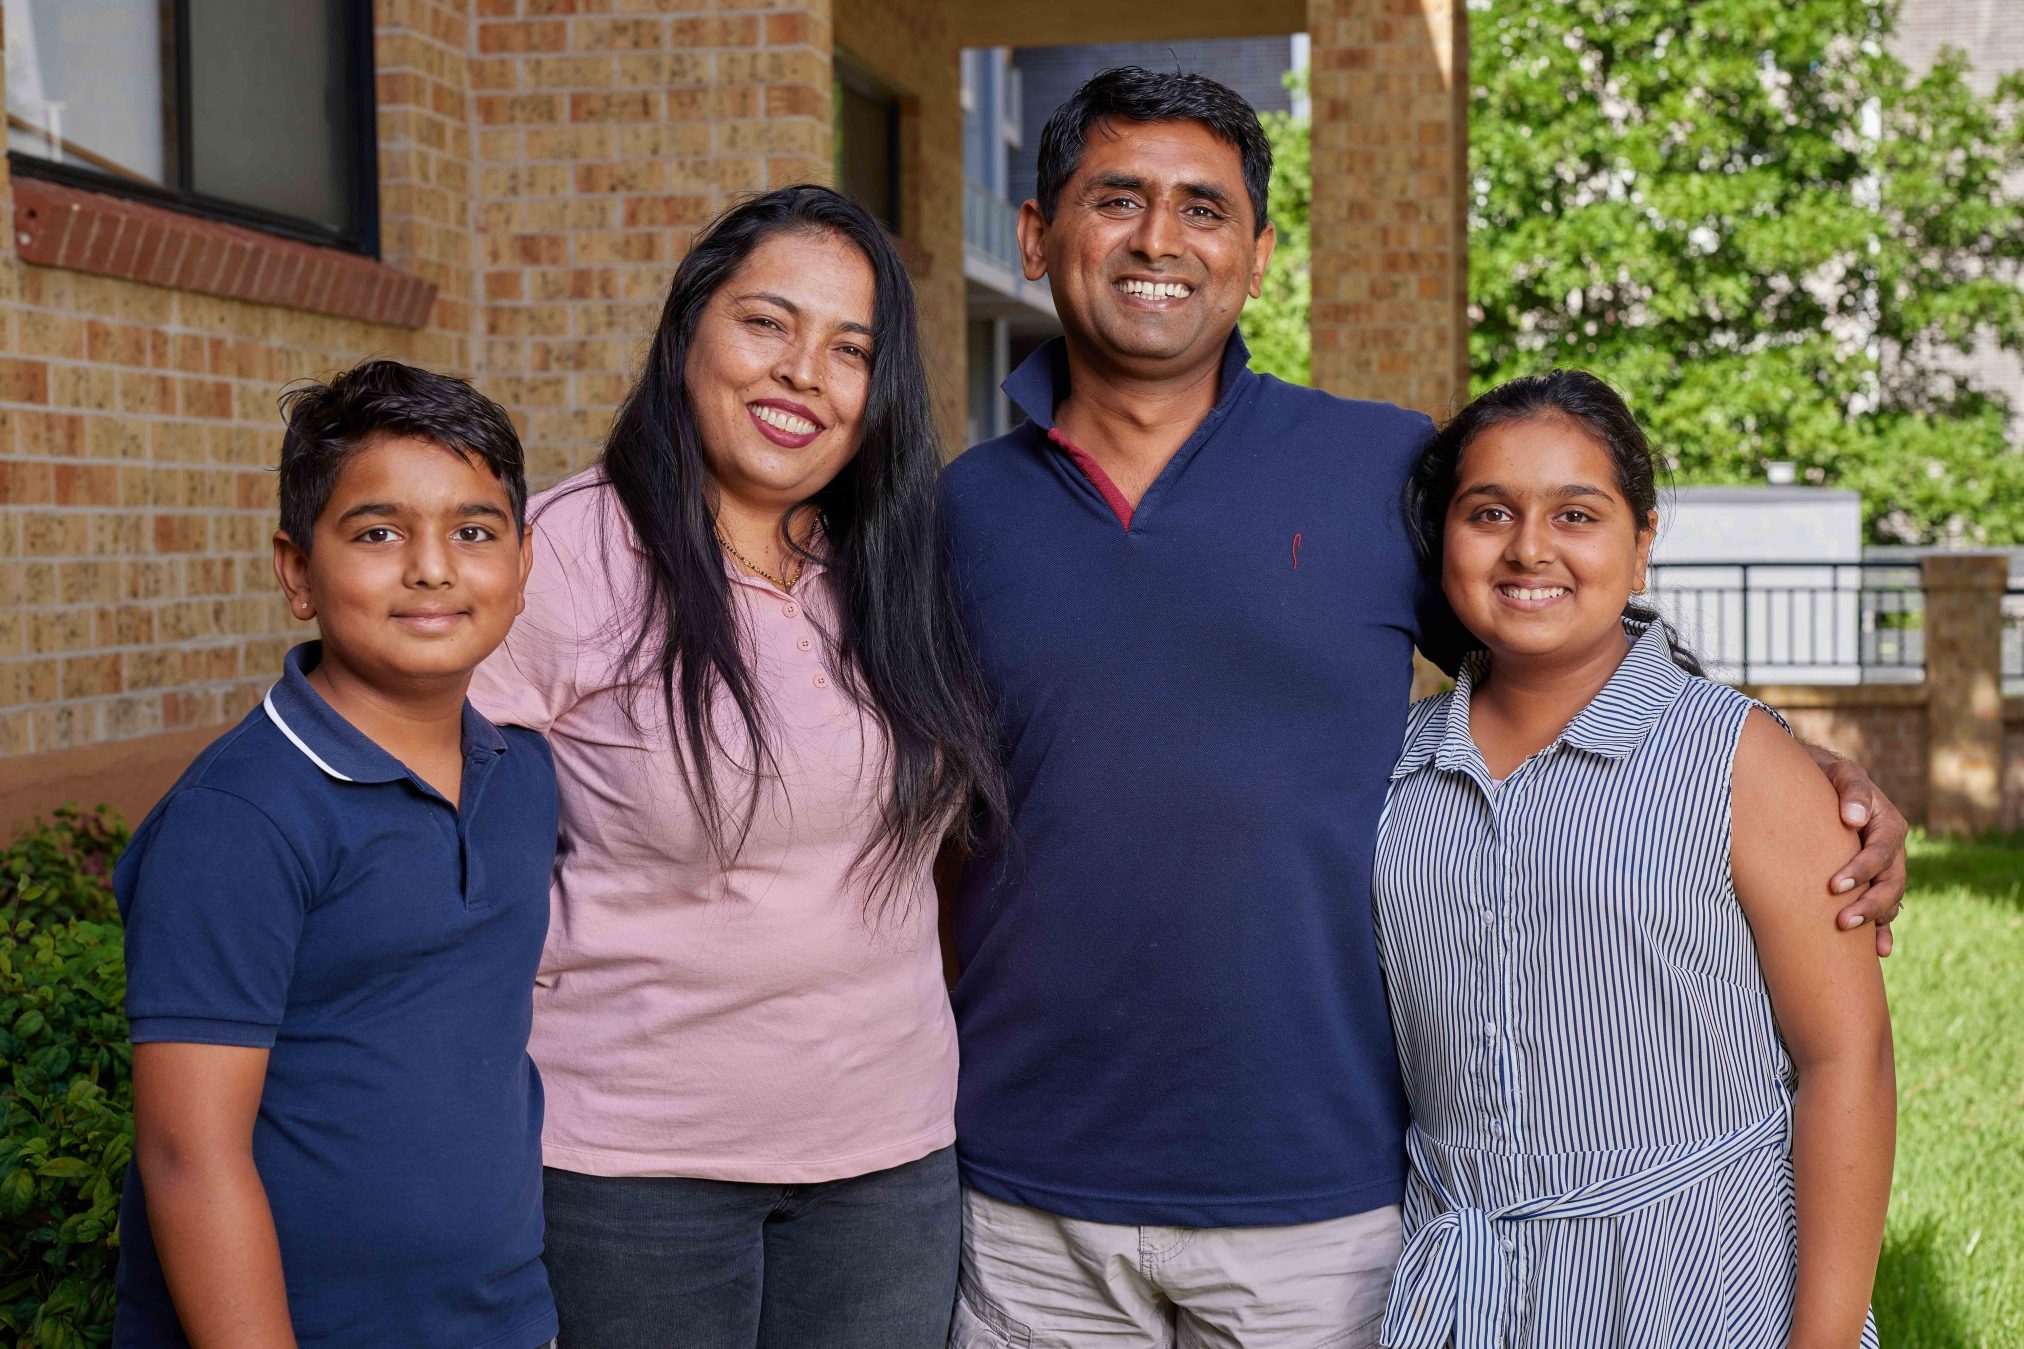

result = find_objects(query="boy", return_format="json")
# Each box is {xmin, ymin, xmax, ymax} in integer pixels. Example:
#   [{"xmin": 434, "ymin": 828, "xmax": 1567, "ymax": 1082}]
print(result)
[{"xmin": 112, "ymin": 360, "xmax": 557, "ymax": 1348}]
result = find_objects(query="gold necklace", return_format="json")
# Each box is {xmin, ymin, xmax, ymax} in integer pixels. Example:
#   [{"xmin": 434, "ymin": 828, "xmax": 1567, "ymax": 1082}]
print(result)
[{"xmin": 717, "ymin": 529, "xmax": 804, "ymax": 593}]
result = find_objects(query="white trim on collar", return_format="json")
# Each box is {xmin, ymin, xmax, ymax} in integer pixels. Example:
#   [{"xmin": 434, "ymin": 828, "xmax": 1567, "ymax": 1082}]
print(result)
[{"xmin": 263, "ymin": 688, "xmax": 355, "ymax": 783}]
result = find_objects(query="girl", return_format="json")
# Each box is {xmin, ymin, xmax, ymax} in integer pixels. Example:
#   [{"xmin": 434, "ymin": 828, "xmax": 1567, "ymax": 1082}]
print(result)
[
  {"xmin": 1374, "ymin": 371, "xmax": 1893, "ymax": 1348},
  {"xmin": 469, "ymin": 186, "xmax": 1006, "ymax": 1348}
]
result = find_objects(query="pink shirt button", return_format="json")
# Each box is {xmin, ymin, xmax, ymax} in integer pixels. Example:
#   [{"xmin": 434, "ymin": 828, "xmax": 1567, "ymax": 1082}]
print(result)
[
  {"xmin": 783, "ymin": 602, "xmax": 799, "ymax": 618},
  {"xmin": 797, "ymin": 637, "xmax": 812, "ymax": 652},
  {"xmin": 814, "ymin": 673, "xmax": 830, "ymax": 689}
]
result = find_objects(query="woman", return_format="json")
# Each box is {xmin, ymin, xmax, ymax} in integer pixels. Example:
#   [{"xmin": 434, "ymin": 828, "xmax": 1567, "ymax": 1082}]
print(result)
[
  {"xmin": 470, "ymin": 185, "xmax": 1006, "ymax": 1348},
  {"xmin": 1373, "ymin": 372, "xmax": 1892, "ymax": 1348}
]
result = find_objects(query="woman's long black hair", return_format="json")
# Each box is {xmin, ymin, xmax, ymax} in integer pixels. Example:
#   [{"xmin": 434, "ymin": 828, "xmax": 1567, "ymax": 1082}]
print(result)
[
  {"xmin": 584, "ymin": 184, "xmax": 1006, "ymax": 914},
  {"xmin": 1404, "ymin": 369, "xmax": 1704, "ymax": 676}
]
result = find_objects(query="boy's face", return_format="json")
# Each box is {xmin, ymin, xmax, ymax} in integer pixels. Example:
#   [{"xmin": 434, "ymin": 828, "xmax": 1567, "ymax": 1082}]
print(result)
[{"xmin": 272, "ymin": 436, "xmax": 532, "ymax": 689}]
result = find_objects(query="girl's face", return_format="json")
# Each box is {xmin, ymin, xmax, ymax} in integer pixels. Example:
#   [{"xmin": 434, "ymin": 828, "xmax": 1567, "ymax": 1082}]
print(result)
[
  {"xmin": 1442, "ymin": 414, "xmax": 1656, "ymax": 668},
  {"xmin": 684, "ymin": 229, "xmax": 876, "ymax": 517}
]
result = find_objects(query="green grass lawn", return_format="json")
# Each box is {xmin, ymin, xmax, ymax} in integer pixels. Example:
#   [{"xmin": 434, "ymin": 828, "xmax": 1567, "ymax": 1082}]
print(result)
[{"xmin": 1873, "ymin": 832, "xmax": 2024, "ymax": 1348}]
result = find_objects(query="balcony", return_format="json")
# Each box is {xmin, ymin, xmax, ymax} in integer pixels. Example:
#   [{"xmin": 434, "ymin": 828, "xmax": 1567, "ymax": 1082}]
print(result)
[{"xmin": 962, "ymin": 179, "xmax": 1056, "ymax": 321}]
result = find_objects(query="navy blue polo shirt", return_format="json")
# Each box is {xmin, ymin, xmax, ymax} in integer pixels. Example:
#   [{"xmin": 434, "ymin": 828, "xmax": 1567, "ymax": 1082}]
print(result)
[
  {"xmin": 113, "ymin": 642, "xmax": 558, "ymax": 1348},
  {"xmin": 942, "ymin": 333, "xmax": 1435, "ymax": 1227}
]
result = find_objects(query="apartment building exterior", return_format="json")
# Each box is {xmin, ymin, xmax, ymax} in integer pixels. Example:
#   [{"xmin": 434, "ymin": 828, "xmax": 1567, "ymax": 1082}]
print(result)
[{"xmin": 0, "ymin": 0, "xmax": 1468, "ymax": 833}]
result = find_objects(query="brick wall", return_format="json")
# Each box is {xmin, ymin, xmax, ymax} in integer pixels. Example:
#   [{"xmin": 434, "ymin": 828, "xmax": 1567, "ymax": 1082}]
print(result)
[
  {"xmin": 835, "ymin": 0, "xmax": 966, "ymax": 445},
  {"xmin": 378, "ymin": 0, "xmax": 483, "ymax": 344},
  {"xmin": 0, "ymin": 0, "xmax": 998, "ymax": 833},
  {"xmin": 1741, "ymin": 556, "xmax": 2014, "ymax": 837},
  {"xmin": 468, "ymin": 0, "xmax": 837, "ymax": 486},
  {"xmin": 0, "ymin": 0, "xmax": 471, "ymax": 771},
  {"xmin": 1307, "ymin": 0, "xmax": 1468, "ymax": 419}
]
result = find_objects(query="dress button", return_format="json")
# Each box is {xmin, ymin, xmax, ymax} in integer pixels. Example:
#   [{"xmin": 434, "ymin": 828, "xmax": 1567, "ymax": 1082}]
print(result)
[
  {"xmin": 1500, "ymin": 1235, "xmax": 1516, "ymax": 1253},
  {"xmin": 797, "ymin": 637, "xmax": 812, "ymax": 652},
  {"xmin": 783, "ymin": 602, "xmax": 799, "ymax": 618},
  {"xmin": 814, "ymin": 673, "xmax": 829, "ymax": 689},
  {"xmin": 1483, "ymin": 1021, "xmax": 1497, "ymax": 1038}
]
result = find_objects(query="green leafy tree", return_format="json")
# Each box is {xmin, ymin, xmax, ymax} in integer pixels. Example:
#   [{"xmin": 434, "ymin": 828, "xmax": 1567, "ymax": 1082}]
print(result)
[
  {"xmin": 1470, "ymin": 0, "xmax": 2024, "ymax": 543},
  {"xmin": 1247, "ymin": 73, "xmax": 1313, "ymax": 386}
]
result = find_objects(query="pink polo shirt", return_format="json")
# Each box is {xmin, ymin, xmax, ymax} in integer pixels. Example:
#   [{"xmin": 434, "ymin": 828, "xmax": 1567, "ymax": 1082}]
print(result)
[{"xmin": 468, "ymin": 473, "xmax": 956, "ymax": 1182}]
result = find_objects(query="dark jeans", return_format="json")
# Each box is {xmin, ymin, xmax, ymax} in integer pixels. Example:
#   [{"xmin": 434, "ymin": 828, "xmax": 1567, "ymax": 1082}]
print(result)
[{"xmin": 543, "ymin": 1146, "xmax": 959, "ymax": 1349}]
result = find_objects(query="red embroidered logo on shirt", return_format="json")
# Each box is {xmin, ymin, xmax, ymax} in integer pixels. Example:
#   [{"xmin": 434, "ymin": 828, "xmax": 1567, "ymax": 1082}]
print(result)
[{"xmin": 1292, "ymin": 532, "xmax": 1304, "ymax": 570}]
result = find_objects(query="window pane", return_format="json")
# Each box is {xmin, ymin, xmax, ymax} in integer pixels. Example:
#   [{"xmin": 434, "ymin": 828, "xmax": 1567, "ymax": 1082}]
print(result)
[
  {"xmin": 187, "ymin": 0, "xmax": 354, "ymax": 233},
  {"xmin": 4, "ymin": 0, "xmax": 175, "ymax": 187},
  {"xmin": 835, "ymin": 77, "xmax": 899, "ymax": 234}
]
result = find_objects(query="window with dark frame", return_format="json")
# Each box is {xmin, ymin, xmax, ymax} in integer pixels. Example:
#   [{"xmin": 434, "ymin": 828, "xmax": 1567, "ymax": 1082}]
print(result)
[
  {"xmin": 3, "ymin": 0, "xmax": 378, "ymax": 256},
  {"xmin": 833, "ymin": 61, "xmax": 902, "ymax": 236}
]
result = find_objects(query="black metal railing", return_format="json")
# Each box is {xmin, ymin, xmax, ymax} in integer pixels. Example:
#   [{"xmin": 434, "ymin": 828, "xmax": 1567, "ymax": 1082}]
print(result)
[
  {"xmin": 1644, "ymin": 562, "xmax": 1925, "ymax": 685},
  {"xmin": 2004, "ymin": 584, "xmax": 2024, "ymax": 697}
]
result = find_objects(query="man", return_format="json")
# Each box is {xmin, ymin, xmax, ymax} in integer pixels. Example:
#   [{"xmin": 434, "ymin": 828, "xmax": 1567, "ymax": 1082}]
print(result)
[{"xmin": 939, "ymin": 67, "xmax": 1905, "ymax": 1348}]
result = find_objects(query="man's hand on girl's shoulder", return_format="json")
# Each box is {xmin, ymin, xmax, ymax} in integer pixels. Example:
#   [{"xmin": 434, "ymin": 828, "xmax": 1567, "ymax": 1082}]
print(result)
[{"xmin": 1803, "ymin": 745, "xmax": 1909, "ymax": 957}]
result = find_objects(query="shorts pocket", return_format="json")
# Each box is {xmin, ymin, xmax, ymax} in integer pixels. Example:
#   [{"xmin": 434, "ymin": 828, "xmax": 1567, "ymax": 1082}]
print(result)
[
  {"xmin": 949, "ymin": 1287, "xmax": 1031, "ymax": 1349},
  {"xmin": 1307, "ymin": 1304, "xmax": 1387, "ymax": 1349}
]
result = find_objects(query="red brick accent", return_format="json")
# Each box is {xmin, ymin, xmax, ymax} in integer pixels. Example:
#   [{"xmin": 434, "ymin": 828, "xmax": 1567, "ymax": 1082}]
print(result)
[{"xmin": 11, "ymin": 178, "xmax": 438, "ymax": 329}]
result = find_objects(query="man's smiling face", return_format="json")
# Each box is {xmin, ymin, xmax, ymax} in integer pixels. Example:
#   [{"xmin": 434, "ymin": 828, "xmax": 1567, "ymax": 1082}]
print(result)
[{"xmin": 1020, "ymin": 117, "xmax": 1275, "ymax": 378}]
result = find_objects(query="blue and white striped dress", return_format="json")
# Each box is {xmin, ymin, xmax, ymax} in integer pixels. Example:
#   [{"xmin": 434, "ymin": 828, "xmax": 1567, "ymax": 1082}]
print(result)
[{"xmin": 1372, "ymin": 621, "xmax": 1880, "ymax": 1349}]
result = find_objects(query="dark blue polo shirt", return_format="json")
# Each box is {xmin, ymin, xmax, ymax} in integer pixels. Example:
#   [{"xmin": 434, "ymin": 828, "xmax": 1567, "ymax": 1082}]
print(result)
[
  {"xmin": 942, "ymin": 333, "xmax": 1434, "ymax": 1227},
  {"xmin": 113, "ymin": 642, "xmax": 558, "ymax": 1348}
]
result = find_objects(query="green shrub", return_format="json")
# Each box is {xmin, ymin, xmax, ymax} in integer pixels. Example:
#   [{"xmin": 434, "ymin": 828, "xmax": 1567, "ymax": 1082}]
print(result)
[
  {"xmin": 0, "ymin": 809, "xmax": 131, "ymax": 1349},
  {"xmin": 1, "ymin": 807, "xmax": 128, "ymax": 929}
]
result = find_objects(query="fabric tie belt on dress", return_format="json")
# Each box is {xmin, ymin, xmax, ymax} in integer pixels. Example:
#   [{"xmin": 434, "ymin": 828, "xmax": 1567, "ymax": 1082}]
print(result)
[{"xmin": 1378, "ymin": 1107, "xmax": 1790, "ymax": 1349}]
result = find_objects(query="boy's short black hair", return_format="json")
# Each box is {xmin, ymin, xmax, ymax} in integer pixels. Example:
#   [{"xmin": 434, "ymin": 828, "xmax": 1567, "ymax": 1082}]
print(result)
[
  {"xmin": 1034, "ymin": 66, "xmax": 1274, "ymax": 237},
  {"xmin": 277, "ymin": 359, "xmax": 527, "ymax": 551}
]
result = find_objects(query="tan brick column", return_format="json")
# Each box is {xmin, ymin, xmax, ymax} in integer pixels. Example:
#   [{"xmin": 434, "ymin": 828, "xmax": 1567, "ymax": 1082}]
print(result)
[
  {"xmin": 833, "ymin": 0, "xmax": 964, "ymax": 451},
  {"xmin": 1922, "ymin": 554, "xmax": 2008, "ymax": 837},
  {"xmin": 374, "ymin": 0, "xmax": 481, "ymax": 368},
  {"xmin": 1306, "ymin": 0, "xmax": 1468, "ymax": 419},
  {"xmin": 471, "ymin": 2, "xmax": 835, "ymax": 485}
]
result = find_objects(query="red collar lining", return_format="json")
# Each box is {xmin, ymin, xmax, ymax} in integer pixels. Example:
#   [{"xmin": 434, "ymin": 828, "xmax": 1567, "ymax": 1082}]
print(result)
[{"xmin": 1046, "ymin": 427, "xmax": 1134, "ymax": 530}]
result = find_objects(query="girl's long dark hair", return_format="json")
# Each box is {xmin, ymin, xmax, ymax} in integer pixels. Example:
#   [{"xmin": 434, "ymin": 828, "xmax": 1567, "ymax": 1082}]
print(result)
[
  {"xmin": 583, "ymin": 184, "xmax": 1007, "ymax": 914},
  {"xmin": 1404, "ymin": 369, "xmax": 1704, "ymax": 676}
]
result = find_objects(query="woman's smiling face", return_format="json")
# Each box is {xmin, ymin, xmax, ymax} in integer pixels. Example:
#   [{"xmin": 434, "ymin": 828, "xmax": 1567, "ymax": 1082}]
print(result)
[
  {"xmin": 1442, "ymin": 414, "xmax": 1657, "ymax": 667},
  {"xmin": 683, "ymin": 228, "xmax": 877, "ymax": 515}
]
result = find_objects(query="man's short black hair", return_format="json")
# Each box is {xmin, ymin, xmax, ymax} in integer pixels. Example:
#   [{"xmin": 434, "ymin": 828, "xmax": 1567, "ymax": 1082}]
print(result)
[
  {"xmin": 276, "ymin": 359, "xmax": 527, "ymax": 551},
  {"xmin": 1035, "ymin": 66, "xmax": 1274, "ymax": 237}
]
